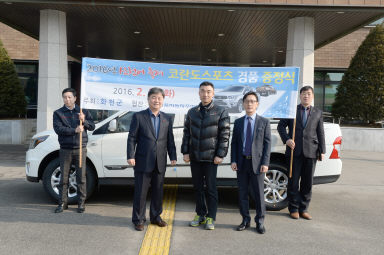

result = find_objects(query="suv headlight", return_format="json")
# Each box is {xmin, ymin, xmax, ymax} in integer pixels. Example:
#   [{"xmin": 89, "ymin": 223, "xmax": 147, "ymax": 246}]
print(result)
[{"xmin": 29, "ymin": 135, "xmax": 49, "ymax": 149}]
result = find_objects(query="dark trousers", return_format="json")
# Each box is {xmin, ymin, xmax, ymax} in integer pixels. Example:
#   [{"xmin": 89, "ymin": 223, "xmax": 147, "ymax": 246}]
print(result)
[
  {"xmin": 237, "ymin": 158, "xmax": 265, "ymax": 225},
  {"xmin": 288, "ymin": 154, "xmax": 317, "ymax": 213},
  {"xmin": 58, "ymin": 148, "xmax": 87, "ymax": 205},
  {"xmin": 190, "ymin": 160, "xmax": 218, "ymax": 220},
  {"xmin": 132, "ymin": 166, "xmax": 165, "ymax": 224}
]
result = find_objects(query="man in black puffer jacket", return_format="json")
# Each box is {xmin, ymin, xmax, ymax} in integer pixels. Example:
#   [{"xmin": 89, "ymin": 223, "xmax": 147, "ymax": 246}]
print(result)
[{"xmin": 181, "ymin": 81, "xmax": 230, "ymax": 230}]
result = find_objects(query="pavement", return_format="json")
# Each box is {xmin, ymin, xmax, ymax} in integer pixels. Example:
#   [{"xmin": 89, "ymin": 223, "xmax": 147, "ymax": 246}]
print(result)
[{"xmin": 0, "ymin": 145, "xmax": 383, "ymax": 255}]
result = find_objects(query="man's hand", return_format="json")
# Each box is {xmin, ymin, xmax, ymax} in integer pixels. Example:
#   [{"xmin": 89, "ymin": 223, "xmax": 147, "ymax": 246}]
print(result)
[
  {"xmin": 260, "ymin": 165, "xmax": 268, "ymax": 173},
  {"xmin": 214, "ymin": 156, "xmax": 223, "ymax": 164},
  {"xmin": 127, "ymin": 159, "xmax": 135, "ymax": 166},
  {"xmin": 319, "ymin": 153, "xmax": 325, "ymax": 161},
  {"xmin": 79, "ymin": 111, "xmax": 85, "ymax": 123},
  {"xmin": 75, "ymin": 125, "xmax": 84, "ymax": 133},
  {"xmin": 183, "ymin": 154, "xmax": 190, "ymax": 163},
  {"xmin": 231, "ymin": 162, "xmax": 238, "ymax": 171},
  {"xmin": 286, "ymin": 139, "xmax": 295, "ymax": 150},
  {"xmin": 171, "ymin": 160, "xmax": 177, "ymax": 166}
]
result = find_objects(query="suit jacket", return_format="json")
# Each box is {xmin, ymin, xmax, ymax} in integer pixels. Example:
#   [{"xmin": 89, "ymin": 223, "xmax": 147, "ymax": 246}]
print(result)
[
  {"xmin": 127, "ymin": 109, "xmax": 177, "ymax": 173},
  {"xmin": 231, "ymin": 114, "xmax": 271, "ymax": 174},
  {"xmin": 277, "ymin": 105, "xmax": 326, "ymax": 158}
]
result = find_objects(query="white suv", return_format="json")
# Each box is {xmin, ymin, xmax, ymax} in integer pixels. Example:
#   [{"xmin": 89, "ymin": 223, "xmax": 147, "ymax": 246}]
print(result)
[{"xmin": 26, "ymin": 111, "xmax": 342, "ymax": 211}]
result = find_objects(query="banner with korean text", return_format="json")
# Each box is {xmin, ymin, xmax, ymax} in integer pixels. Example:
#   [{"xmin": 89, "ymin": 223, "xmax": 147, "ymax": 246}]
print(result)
[{"xmin": 81, "ymin": 57, "xmax": 299, "ymax": 118}]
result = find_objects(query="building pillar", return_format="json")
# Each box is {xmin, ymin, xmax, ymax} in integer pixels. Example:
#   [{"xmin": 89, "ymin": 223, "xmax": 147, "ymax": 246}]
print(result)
[
  {"xmin": 285, "ymin": 17, "xmax": 314, "ymax": 96},
  {"xmin": 37, "ymin": 9, "xmax": 68, "ymax": 132}
]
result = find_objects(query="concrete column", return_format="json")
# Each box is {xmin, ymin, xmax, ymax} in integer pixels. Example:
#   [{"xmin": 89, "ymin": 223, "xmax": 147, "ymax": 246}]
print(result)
[
  {"xmin": 285, "ymin": 17, "xmax": 314, "ymax": 95},
  {"xmin": 37, "ymin": 9, "xmax": 68, "ymax": 132}
]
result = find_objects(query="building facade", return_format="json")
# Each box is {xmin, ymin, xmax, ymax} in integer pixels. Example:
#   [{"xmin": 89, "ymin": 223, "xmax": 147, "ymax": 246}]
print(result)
[{"xmin": 0, "ymin": 0, "xmax": 383, "ymax": 129}]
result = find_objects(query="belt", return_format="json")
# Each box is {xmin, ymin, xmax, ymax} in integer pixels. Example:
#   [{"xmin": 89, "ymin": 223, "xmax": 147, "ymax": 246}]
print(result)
[{"xmin": 243, "ymin": 155, "xmax": 252, "ymax": 159}]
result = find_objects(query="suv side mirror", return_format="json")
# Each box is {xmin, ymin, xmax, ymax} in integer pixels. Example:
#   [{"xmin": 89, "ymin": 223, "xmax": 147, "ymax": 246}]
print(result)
[{"xmin": 108, "ymin": 119, "xmax": 117, "ymax": 132}]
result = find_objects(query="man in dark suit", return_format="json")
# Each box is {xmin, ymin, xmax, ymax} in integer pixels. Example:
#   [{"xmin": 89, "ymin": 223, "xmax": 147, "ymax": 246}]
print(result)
[
  {"xmin": 277, "ymin": 86, "xmax": 325, "ymax": 220},
  {"xmin": 127, "ymin": 87, "xmax": 177, "ymax": 231},
  {"xmin": 231, "ymin": 91, "xmax": 271, "ymax": 234}
]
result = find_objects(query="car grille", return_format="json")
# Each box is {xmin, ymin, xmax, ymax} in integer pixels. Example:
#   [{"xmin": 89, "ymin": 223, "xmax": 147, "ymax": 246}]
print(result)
[{"xmin": 215, "ymin": 96, "xmax": 227, "ymax": 99}]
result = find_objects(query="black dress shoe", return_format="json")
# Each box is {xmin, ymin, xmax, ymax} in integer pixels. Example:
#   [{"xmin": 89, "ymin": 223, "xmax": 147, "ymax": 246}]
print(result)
[
  {"xmin": 151, "ymin": 219, "xmax": 167, "ymax": 227},
  {"xmin": 236, "ymin": 222, "xmax": 250, "ymax": 231},
  {"xmin": 256, "ymin": 223, "xmax": 266, "ymax": 234},
  {"xmin": 54, "ymin": 204, "xmax": 68, "ymax": 213},
  {"xmin": 134, "ymin": 223, "xmax": 145, "ymax": 231},
  {"xmin": 77, "ymin": 206, "xmax": 85, "ymax": 213}
]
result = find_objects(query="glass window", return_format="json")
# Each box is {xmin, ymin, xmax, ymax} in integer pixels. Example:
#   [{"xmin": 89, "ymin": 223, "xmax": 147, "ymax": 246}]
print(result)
[
  {"xmin": 327, "ymin": 72, "xmax": 344, "ymax": 82},
  {"xmin": 15, "ymin": 64, "xmax": 37, "ymax": 74},
  {"xmin": 324, "ymin": 83, "xmax": 339, "ymax": 112},
  {"xmin": 314, "ymin": 83, "xmax": 324, "ymax": 111},
  {"xmin": 19, "ymin": 76, "xmax": 37, "ymax": 106},
  {"xmin": 115, "ymin": 112, "xmax": 135, "ymax": 133}
]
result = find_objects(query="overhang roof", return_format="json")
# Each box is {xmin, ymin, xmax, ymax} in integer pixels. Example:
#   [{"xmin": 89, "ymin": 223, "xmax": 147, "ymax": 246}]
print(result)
[{"xmin": 1, "ymin": 0, "xmax": 383, "ymax": 66}]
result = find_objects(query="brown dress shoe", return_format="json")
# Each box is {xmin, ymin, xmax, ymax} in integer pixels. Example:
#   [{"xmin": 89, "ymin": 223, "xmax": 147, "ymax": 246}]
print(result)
[
  {"xmin": 151, "ymin": 219, "xmax": 167, "ymax": 227},
  {"xmin": 134, "ymin": 223, "xmax": 145, "ymax": 231},
  {"xmin": 290, "ymin": 212, "xmax": 299, "ymax": 219},
  {"xmin": 300, "ymin": 212, "xmax": 312, "ymax": 220}
]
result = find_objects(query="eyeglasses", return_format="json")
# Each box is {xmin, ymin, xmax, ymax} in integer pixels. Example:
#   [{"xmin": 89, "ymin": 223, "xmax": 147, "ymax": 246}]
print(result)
[{"xmin": 244, "ymin": 100, "xmax": 258, "ymax": 104}]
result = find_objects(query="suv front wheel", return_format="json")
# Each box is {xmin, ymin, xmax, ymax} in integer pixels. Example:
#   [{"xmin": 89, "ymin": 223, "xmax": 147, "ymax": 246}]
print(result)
[
  {"xmin": 264, "ymin": 162, "xmax": 289, "ymax": 211},
  {"xmin": 42, "ymin": 158, "xmax": 97, "ymax": 204}
]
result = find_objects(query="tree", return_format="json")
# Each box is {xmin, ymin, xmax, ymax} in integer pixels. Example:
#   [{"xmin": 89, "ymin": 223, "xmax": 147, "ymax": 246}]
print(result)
[
  {"xmin": 0, "ymin": 39, "xmax": 26, "ymax": 118},
  {"xmin": 332, "ymin": 24, "xmax": 384, "ymax": 124}
]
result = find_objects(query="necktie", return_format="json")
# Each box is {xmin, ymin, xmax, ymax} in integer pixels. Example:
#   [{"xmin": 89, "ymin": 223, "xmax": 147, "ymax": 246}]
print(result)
[
  {"xmin": 302, "ymin": 107, "xmax": 308, "ymax": 128},
  {"xmin": 244, "ymin": 117, "xmax": 252, "ymax": 156}
]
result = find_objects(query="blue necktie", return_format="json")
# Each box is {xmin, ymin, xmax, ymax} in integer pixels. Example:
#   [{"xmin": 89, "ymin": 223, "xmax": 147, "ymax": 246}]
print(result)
[
  {"xmin": 244, "ymin": 117, "xmax": 252, "ymax": 156},
  {"xmin": 302, "ymin": 107, "xmax": 308, "ymax": 128}
]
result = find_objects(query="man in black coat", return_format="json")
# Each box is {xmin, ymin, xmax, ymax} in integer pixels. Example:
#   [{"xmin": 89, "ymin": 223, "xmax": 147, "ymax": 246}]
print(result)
[
  {"xmin": 277, "ymin": 86, "xmax": 325, "ymax": 220},
  {"xmin": 127, "ymin": 87, "xmax": 177, "ymax": 231},
  {"xmin": 53, "ymin": 88, "xmax": 95, "ymax": 213},
  {"xmin": 181, "ymin": 81, "xmax": 230, "ymax": 230},
  {"xmin": 231, "ymin": 91, "xmax": 271, "ymax": 234}
]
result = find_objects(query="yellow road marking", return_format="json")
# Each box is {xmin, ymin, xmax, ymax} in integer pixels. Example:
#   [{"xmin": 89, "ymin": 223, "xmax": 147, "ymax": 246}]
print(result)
[{"xmin": 139, "ymin": 184, "xmax": 178, "ymax": 255}]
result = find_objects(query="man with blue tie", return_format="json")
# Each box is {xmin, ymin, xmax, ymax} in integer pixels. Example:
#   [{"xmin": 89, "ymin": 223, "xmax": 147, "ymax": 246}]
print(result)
[
  {"xmin": 231, "ymin": 91, "xmax": 271, "ymax": 234},
  {"xmin": 127, "ymin": 87, "xmax": 177, "ymax": 231},
  {"xmin": 277, "ymin": 86, "xmax": 325, "ymax": 220}
]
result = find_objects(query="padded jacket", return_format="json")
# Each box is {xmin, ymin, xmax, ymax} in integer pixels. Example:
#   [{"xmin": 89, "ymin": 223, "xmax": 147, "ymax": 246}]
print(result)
[{"xmin": 181, "ymin": 102, "xmax": 230, "ymax": 162}]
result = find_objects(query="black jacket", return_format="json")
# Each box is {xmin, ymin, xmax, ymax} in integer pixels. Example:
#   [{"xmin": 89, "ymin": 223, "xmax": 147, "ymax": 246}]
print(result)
[
  {"xmin": 126, "ymin": 109, "xmax": 177, "ymax": 173},
  {"xmin": 53, "ymin": 105, "xmax": 95, "ymax": 149},
  {"xmin": 181, "ymin": 102, "xmax": 230, "ymax": 162},
  {"xmin": 277, "ymin": 105, "xmax": 326, "ymax": 158}
]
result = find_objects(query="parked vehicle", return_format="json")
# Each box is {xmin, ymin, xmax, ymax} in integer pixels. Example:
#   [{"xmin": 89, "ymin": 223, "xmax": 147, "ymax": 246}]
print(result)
[
  {"xmin": 26, "ymin": 111, "xmax": 342, "ymax": 211},
  {"xmin": 214, "ymin": 85, "xmax": 255, "ymax": 112},
  {"xmin": 256, "ymin": 84, "xmax": 277, "ymax": 96}
]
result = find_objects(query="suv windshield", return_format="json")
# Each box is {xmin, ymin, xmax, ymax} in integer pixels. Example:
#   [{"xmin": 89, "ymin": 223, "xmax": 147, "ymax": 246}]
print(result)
[{"xmin": 221, "ymin": 86, "xmax": 245, "ymax": 92}]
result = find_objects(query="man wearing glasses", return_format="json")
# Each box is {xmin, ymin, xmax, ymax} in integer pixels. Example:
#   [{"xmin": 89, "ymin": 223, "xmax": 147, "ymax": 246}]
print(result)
[{"xmin": 231, "ymin": 91, "xmax": 271, "ymax": 234}]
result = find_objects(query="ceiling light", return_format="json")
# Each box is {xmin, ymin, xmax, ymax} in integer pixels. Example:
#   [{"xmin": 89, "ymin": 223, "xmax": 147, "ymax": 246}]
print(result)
[
  {"xmin": 218, "ymin": 33, "xmax": 225, "ymax": 37},
  {"xmin": 277, "ymin": 50, "xmax": 284, "ymax": 53},
  {"xmin": 227, "ymin": 9, "xmax": 235, "ymax": 12},
  {"xmin": 336, "ymin": 11, "xmax": 344, "ymax": 14},
  {"xmin": 4, "ymin": 2, "xmax": 12, "ymax": 4},
  {"xmin": 144, "ymin": 47, "xmax": 150, "ymax": 50},
  {"xmin": 118, "ymin": 6, "xmax": 125, "ymax": 9},
  {"xmin": 133, "ymin": 31, "xmax": 141, "ymax": 34},
  {"xmin": 77, "ymin": 45, "xmax": 83, "ymax": 48},
  {"xmin": 262, "ymin": 60, "xmax": 268, "ymax": 63},
  {"xmin": 211, "ymin": 49, "xmax": 217, "ymax": 52},
  {"xmin": 207, "ymin": 58, "xmax": 212, "ymax": 62}
]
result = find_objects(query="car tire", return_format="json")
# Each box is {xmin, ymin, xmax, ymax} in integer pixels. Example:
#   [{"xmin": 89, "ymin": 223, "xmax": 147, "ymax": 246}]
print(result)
[
  {"xmin": 264, "ymin": 162, "xmax": 289, "ymax": 211},
  {"xmin": 236, "ymin": 100, "xmax": 243, "ymax": 113},
  {"xmin": 42, "ymin": 158, "xmax": 97, "ymax": 204}
]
